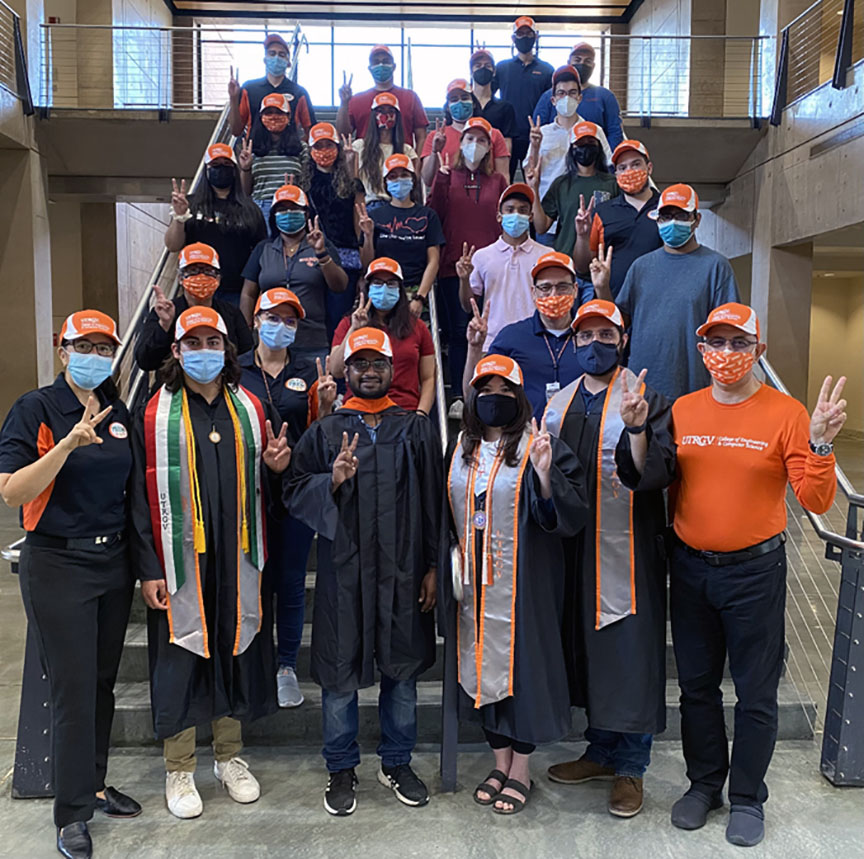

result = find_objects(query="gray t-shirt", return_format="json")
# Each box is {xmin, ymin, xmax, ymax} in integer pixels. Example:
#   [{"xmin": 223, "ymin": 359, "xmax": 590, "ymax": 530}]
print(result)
[{"xmin": 617, "ymin": 244, "xmax": 740, "ymax": 401}]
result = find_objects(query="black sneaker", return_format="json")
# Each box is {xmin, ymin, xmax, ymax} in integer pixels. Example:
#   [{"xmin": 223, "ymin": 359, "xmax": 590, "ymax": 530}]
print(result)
[
  {"xmin": 324, "ymin": 768, "xmax": 358, "ymax": 816},
  {"xmin": 377, "ymin": 763, "xmax": 429, "ymax": 807}
]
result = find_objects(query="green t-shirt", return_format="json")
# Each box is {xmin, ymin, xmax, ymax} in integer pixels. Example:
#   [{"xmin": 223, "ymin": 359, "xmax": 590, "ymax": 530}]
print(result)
[{"xmin": 542, "ymin": 171, "xmax": 619, "ymax": 256}]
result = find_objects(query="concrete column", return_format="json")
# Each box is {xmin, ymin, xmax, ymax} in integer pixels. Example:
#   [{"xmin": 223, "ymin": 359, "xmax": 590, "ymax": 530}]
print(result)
[
  {"xmin": 689, "ymin": 0, "xmax": 726, "ymax": 117},
  {"xmin": 81, "ymin": 202, "xmax": 118, "ymax": 317}
]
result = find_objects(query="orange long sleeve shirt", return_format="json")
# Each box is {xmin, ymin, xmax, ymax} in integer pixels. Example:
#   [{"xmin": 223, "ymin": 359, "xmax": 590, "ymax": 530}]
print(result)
[{"xmin": 671, "ymin": 384, "xmax": 837, "ymax": 552}]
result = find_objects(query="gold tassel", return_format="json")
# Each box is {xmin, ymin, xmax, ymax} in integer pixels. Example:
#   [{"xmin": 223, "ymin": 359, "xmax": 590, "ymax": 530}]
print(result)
[
  {"xmin": 225, "ymin": 392, "xmax": 250, "ymax": 554},
  {"xmin": 181, "ymin": 389, "xmax": 207, "ymax": 555}
]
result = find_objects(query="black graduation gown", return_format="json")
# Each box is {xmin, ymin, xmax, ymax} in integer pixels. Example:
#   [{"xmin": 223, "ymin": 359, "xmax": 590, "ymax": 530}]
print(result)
[
  {"xmin": 130, "ymin": 388, "xmax": 280, "ymax": 740},
  {"xmin": 558, "ymin": 382, "xmax": 675, "ymax": 735},
  {"xmin": 439, "ymin": 436, "xmax": 589, "ymax": 745},
  {"xmin": 285, "ymin": 406, "xmax": 442, "ymax": 693}
]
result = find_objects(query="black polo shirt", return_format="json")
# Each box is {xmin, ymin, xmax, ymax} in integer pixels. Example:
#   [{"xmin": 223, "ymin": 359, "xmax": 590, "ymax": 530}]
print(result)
[
  {"xmin": 478, "ymin": 96, "xmax": 517, "ymax": 139},
  {"xmin": 239, "ymin": 76, "xmax": 317, "ymax": 134},
  {"xmin": 0, "ymin": 374, "xmax": 132, "ymax": 537},
  {"xmin": 494, "ymin": 56, "xmax": 554, "ymax": 140}
]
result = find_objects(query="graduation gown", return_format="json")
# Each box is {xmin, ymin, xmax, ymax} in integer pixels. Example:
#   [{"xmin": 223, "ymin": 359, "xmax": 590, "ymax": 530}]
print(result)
[
  {"xmin": 440, "ymin": 436, "xmax": 589, "ymax": 745},
  {"xmin": 130, "ymin": 387, "xmax": 279, "ymax": 740},
  {"xmin": 557, "ymin": 381, "xmax": 675, "ymax": 735},
  {"xmin": 285, "ymin": 406, "xmax": 442, "ymax": 693}
]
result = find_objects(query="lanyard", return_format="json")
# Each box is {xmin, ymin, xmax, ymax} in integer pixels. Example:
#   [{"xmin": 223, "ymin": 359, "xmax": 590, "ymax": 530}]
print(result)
[
  {"xmin": 541, "ymin": 331, "xmax": 574, "ymax": 382},
  {"xmin": 462, "ymin": 171, "xmax": 482, "ymax": 203}
]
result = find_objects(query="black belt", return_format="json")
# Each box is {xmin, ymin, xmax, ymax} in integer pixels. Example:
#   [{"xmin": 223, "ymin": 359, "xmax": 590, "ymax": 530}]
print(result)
[
  {"xmin": 25, "ymin": 531, "xmax": 125, "ymax": 550},
  {"xmin": 676, "ymin": 532, "xmax": 786, "ymax": 567}
]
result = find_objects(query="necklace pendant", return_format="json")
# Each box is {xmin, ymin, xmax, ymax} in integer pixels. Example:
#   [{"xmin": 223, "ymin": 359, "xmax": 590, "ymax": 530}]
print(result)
[{"xmin": 208, "ymin": 429, "xmax": 222, "ymax": 444}]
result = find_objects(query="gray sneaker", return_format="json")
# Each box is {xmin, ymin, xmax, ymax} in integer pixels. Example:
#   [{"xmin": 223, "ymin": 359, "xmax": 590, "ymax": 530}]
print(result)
[{"xmin": 277, "ymin": 666, "xmax": 304, "ymax": 708}]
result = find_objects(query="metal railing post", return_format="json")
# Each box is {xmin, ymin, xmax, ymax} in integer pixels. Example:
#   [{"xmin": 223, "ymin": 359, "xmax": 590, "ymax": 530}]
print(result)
[
  {"xmin": 832, "ymin": 0, "xmax": 855, "ymax": 89},
  {"xmin": 770, "ymin": 27, "xmax": 790, "ymax": 126}
]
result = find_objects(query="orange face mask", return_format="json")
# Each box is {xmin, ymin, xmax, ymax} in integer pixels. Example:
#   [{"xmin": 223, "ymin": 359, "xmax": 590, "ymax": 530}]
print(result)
[
  {"xmin": 616, "ymin": 168, "xmax": 648, "ymax": 194},
  {"xmin": 262, "ymin": 113, "xmax": 289, "ymax": 133},
  {"xmin": 182, "ymin": 274, "xmax": 219, "ymax": 299},
  {"xmin": 702, "ymin": 349, "xmax": 755, "ymax": 385},
  {"xmin": 535, "ymin": 294, "xmax": 575, "ymax": 319},
  {"xmin": 311, "ymin": 147, "xmax": 338, "ymax": 167}
]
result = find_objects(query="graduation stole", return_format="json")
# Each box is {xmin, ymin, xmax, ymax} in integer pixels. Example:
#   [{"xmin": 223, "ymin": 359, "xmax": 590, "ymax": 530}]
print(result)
[
  {"xmin": 447, "ymin": 430, "xmax": 532, "ymax": 708},
  {"xmin": 144, "ymin": 384, "xmax": 267, "ymax": 659},
  {"xmin": 544, "ymin": 366, "xmax": 642, "ymax": 631},
  {"xmin": 340, "ymin": 395, "xmax": 397, "ymax": 413}
]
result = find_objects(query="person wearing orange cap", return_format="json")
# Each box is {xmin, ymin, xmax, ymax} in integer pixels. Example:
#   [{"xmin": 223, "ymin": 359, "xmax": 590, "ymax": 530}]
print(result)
[
  {"xmin": 335, "ymin": 45, "xmax": 428, "ymax": 152},
  {"xmin": 227, "ymin": 32, "xmax": 315, "ymax": 139},
  {"xmin": 136, "ymin": 242, "xmax": 253, "ymax": 375},
  {"xmin": 532, "ymin": 42, "xmax": 624, "ymax": 150},
  {"xmin": 494, "ymin": 17, "xmax": 554, "ymax": 181},
  {"xmin": 131, "ymin": 306, "xmax": 291, "ymax": 822},
  {"xmin": 542, "ymin": 300, "xmax": 675, "ymax": 819},
  {"xmin": 441, "ymin": 354, "xmax": 587, "ymax": 815},
  {"xmin": 286, "ymin": 326, "xmax": 442, "ymax": 817},
  {"xmin": 668, "ymin": 304, "xmax": 845, "ymax": 846},
  {"xmin": 468, "ymin": 49, "xmax": 518, "ymax": 148},
  {"xmin": 0, "ymin": 310, "xmax": 139, "ymax": 857},
  {"xmin": 616, "ymin": 183, "xmax": 740, "ymax": 401}
]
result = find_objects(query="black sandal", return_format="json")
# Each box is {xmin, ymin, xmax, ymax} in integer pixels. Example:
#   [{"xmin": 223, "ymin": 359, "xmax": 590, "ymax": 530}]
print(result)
[
  {"xmin": 473, "ymin": 769, "xmax": 508, "ymax": 805},
  {"xmin": 492, "ymin": 778, "xmax": 534, "ymax": 815}
]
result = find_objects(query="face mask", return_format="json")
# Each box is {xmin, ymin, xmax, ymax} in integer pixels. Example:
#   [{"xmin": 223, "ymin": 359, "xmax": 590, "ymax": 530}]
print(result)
[
  {"xmin": 535, "ymin": 293, "xmax": 575, "ymax": 318},
  {"xmin": 275, "ymin": 210, "xmax": 306, "ymax": 234},
  {"xmin": 555, "ymin": 96, "xmax": 579, "ymax": 118},
  {"xmin": 573, "ymin": 143, "xmax": 599, "ymax": 166},
  {"xmin": 368, "ymin": 284, "xmax": 401, "ymax": 311},
  {"xmin": 573, "ymin": 62, "xmax": 593, "ymax": 84},
  {"xmin": 386, "ymin": 177, "xmax": 413, "ymax": 201},
  {"xmin": 311, "ymin": 147, "xmax": 338, "ymax": 168},
  {"xmin": 461, "ymin": 139, "xmax": 489, "ymax": 166},
  {"xmin": 513, "ymin": 35, "xmax": 536, "ymax": 54},
  {"xmin": 265, "ymin": 55, "xmax": 289, "ymax": 76},
  {"xmin": 702, "ymin": 349, "xmax": 755, "ymax": 385},
  {"xmin": 259, "ymin": 320, "xmax": 296, "ymax": 350},
  {"xmin": 67, "ymin": 352, "xmax": 113, "ymax": 391},
  {"xmin": 476, "ymin": 392, "xmax": 520, "ymax": 428},
  {"xmin": 659, "ymin": 219, "xmax": 695, "ymax": 249},
  {"xmin": 375, "ymin": 112, "xmax": 397, "ymax": 129},
  {"xmin": 500, "ymin": 212, "xmax": 530, "ymax": 238},
  {"xmin": 472, "ymin": 67, "xmax": 493, "ymax": 86},
  {"xmin": 181, "ymin": 349, "xmax": 225, "ymax": 384},
  {"xmin": 370, "ymin": 63, "xmax": 394, "ymax": 83},
  {"xmin": 182, "ymin": 274, "xmax": 219, "ymax": 299},
  {"xmin": 261, "ymin": 113, "xmax": 289, "ymax": 133},
  {"xmin": 449, "ymin": 100, "xmax": 473, "ymax": 121},
  {"xmin": 616, "ymin": 168, "xmax": 649, "ymax": 195},
  {"xmin": 207, "ymin": 164, "xmax": 234, "ymax": 189},
  {"xmin": 577, "ymin": 340, "xmax": 620, "ymax": 376}
]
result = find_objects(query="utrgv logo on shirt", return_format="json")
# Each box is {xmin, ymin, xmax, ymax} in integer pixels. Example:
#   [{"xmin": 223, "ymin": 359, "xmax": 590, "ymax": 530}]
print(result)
[
  {"xmin": 681, "ymin": 435, "xmax": 769, "ymax": 451},
  {"xmin": 681, "ymin": 435, "xmax": 715, "ymax": 446}
]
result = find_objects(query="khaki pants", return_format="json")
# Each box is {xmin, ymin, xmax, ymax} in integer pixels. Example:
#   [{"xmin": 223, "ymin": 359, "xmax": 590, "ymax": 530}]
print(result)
[{"xmin": 163, "ymin": 716, "xmax": 243, "ymax": 773}]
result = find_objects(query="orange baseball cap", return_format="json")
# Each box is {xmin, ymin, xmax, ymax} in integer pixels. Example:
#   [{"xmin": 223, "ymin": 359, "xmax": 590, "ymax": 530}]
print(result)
[
  {"xmin": 205, "ymin": 143, "xmax": 237, "ymax": 165},
  {"xmin": 499, "ymin": 182, "xmax": 535, "ymax": 208},
  {"xmin": 696, "ymin": 303, "xmax": 761, "ymax": 340},
  {"xmin": 260, "ymin": 93, "xmax": 292, "ymax": 114},
  {"xmin": 255, "ymin": 287, "xmax": 306, "ymax": 318},
  {"xmin": 571, "ymin": 121, "xmax": 600, "ymax": 144},
  {"xmin": 470, "ymin": 48, "xmax": 494, "ymax": 66},
  {"xmin": 650, "ymin": 183, "xmax": 699, "ymax": 217},
  {"xmin": 383, "ymin": 153, "xmax": 415, "ymax": 176},
  {"xmin": 60, "ymin": 310, "xmax": 122, "ymax": 345},
  {"xmin": 470, "ymin": 354, "xmax": 524, "ymax": 387},
  {"xmin": 531, "ymin": 251, "xmax": 576, "ymax": 280},
  {"xmin": 366, "ymin": 257, "xmax": 404, "ymax": 281},
  {"xmin": 462, "ymin": 116, "xmax": 492, "ymax": 137},
  {"xmin": 264, "ymin": 33, "xmax": 289, "ymax": 51},
  {"xmin": 572, "ymin": 299, "xmax": 624, "ymax": 331},
  {"xmin": 611, "ymin": 139, "xmax": 650, "ymax": 164},
  {"xmin": 175, "ymin": 306, "xmax": 228, "ymax": 340},
  {"xmin": 272, "ymin": 184, "xmax": 309, "ymax": 208},
  {"xmin": 369, "ymin": 45, "xmax": 394, "ymax": 61},
  {"xmin": 371, "ymin": 91, "xmax": 399, "ymax": 111},
  {"xmin": 344, "ymin": 327, "xmax": 393, "ymax": 360},
  {"xmin": 447, "ymin": 78, "xmax": 470, "ymax": 95},
  {"xmin": 571, "ymin": 41, "xmax": 596, "ymax": 56},
  {"xmin": 308, "ymin": 122, "xmax": 339, "ymax": 145},
  {"xmin": 552, "ymin": 65, "xmax": 582, "ymax": 86},
  {"xmin": 179, "ymin": 242, "xmax": 220, "ymax": 270},
  {"xmin": 513, "ymin": 16, "xmax": 536, "ymax": 31}
]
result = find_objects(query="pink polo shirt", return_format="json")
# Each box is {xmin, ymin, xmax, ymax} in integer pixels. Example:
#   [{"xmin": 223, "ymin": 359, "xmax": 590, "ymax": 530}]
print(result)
[{"xmin": 469, "ymin": 235, "xmax": 546, "ymax": 350}]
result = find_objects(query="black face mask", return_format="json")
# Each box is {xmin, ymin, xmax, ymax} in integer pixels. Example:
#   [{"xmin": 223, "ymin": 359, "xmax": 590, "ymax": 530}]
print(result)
[
  {"xmin": 573, "ymin": 62, "xmax": 593, "ymax": 84},
  {"xmin": 513, "ymin": 35, "xmax": 536, "ymax": 54},
  {"xmin": 472, "ymin": 67, "xmax": 494, "ymax": 86},
  {"xmin": 476, "ymin": 393, "xmax": 519, "ymax": 428},
  {"xmin": 577, "ymin": 341, "xmax": 620, "ymax": 376},
  {"xmin": 207, "ymin": 165, "xmax": 235, "ymax": 189},
  {"xmin": 573, "ymin": 143, "xmax": 599, "ymax": 166}
]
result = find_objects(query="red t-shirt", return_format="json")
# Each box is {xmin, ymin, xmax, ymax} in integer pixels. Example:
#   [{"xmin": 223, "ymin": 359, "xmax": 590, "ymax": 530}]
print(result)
[
  {"xmin": 420, "ymin": 124, "xmax": 509, "ymax": 163},
  {"xmin": 332, "ymin": 317, "xmax": 435, "ymax": 411},
  {"xmin": 349, "ymin": 86, "xmax": 429, "ymax": 144}
]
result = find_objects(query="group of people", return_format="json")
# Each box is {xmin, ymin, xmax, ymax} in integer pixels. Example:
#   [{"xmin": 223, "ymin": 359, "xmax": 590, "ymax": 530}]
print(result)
[{"xmin": 0, "ymin": 22, "xmax": 851, "ymax": 859}]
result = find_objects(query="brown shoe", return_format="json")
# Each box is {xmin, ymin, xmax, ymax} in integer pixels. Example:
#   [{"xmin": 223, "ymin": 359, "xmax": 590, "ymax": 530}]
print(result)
[
  {"xmin": 608, "ymin": 776, "xmax": 644, "ymax": 817},
  {"xmin": 547, "ymin": 755, "xmax": 616, "ymax": 785}
]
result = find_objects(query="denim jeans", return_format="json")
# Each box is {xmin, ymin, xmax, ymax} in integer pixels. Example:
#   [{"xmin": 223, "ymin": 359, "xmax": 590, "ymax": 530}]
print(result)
[
  {"xmin": 321, "ymin": 675, "xmax": 417, "ymax": 772},
  {"xmin": 584, "ymin": 727, "xmax": 653, "ymax": 778},
  {"xmin": 435, "ymin": 276, "xmax": 469, "ymax": 394}
]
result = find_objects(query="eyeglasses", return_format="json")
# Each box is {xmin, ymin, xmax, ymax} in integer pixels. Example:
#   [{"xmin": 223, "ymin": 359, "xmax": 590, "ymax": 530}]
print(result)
[
  {"xmin": 554, "ymin": 89, "xmax": 581, "ymax": 99},
  {"xmin": 347, "ymin": 357, "xmax": 390, "ymax": 373},
  {"xmin": 704, "ymin": 336, "xmax": 758, "ymax": 352},
  {"xmin": 369, "ymin": 280, "xmax": 400, "ymax": 290},
  {"xmin": 656, "ymin": 212, "xmax": 696, "ymax": 224},
  {"xmin": 533, "ymin": 282, "xmax": 576, "ymax": 296},
  {"xmin": 575, "ymin": 329, "xmax": 620, "ymax": 345},
  {"xmin": 260, "ymin": 312, "xmax": 298, "ymax": 329},
  {"xmin": 67, "ymin": 341, "xmax": 116, "ymax": 357}
]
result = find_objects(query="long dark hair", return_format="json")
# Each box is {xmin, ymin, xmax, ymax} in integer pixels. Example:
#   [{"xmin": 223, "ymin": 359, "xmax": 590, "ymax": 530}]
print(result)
[
  {"xmin": 158, "ymin": 337, "xmax": 243, "ymax": 393},
  {"xmin": 351, "ymin": 280, "xmax": 415, "ymax": 341},
  {"xmin": 460, "ymin": 378, "xmax": 533, "ymax": 467},
  {"xmin": 321, "ymin": 143, "xmax": 358, "ymax": 200},
  {"xmin": 361, "ymin": 106, "xmax": 406, "ymax": 196},
  {"xmin": 566, "ymin": 141, "xmax": 610, "ymax": 176},
  {"xmin": 251, "ymin": 111, "xmax": 304, "ymax": 158},
  {"xmin": 187, "ymin": 164, "xmax": 264, "ymax": 236},
  {"xmin": 442, "ymin": 93, "xmax": 482, "ymax": 125}
]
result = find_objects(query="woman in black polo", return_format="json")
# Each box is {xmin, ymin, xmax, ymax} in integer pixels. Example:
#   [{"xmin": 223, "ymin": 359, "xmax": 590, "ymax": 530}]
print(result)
[{"xmin": 0, "ymin": 311, "xmax": 139, "ymax": 859}]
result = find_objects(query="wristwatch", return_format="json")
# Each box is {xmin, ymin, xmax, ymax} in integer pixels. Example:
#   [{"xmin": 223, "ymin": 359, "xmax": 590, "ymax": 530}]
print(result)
[
  {"xmin": 624, "ymin": 422, "xmax": 648, "ymax": 435},
  {"xmin": 809, "ymin": 440, "xmax": 834, "ymax": 456}
]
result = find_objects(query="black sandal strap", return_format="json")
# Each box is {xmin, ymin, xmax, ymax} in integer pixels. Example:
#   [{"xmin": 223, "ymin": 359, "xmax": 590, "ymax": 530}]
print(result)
[{"xmin": 501, "ymin": 778, "xmax": 531, "ymax": 800}]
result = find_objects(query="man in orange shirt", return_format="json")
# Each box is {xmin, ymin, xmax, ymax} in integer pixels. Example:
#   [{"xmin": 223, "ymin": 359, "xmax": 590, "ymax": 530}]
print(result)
[{"xmin": 669, "ymin": 303, "xmax": 847, "ymax": 847}]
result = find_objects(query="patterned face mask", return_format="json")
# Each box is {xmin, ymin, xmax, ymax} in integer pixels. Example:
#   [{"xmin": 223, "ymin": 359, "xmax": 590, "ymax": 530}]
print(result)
[
  {"xmin": 182, "ymin": 274, "xmax": 219, "ymax": 299},
  {"xmin": 311, "ymin": 147, "xmax": 338, "ymax": 167},
  {"xmin": 262, "ymin": 113, "xmax": 289, "ymax": 133},
  {"xmin": 702, "ymin": 349, "xmax": 755, "ymax": 385},
  {"xmin": 616, "ymin": 168, "xmax": 648, "ymax": 194},
  {"xmin": 535, "ymin": 294, "xmax": 575, "ymax": 318}
]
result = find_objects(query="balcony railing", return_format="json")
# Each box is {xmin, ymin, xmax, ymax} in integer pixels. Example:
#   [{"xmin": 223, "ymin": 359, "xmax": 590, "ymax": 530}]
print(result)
[{"xmin": 0, "ymin": 0, "xmax": 33, "ymax": 111}]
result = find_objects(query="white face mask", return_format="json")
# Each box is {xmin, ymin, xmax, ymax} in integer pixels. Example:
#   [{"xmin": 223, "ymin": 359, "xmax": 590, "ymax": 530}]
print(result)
[
  {"xmin": 461, "ymin": 139, "xmax": 489, "ymax": 166},
  {"xmin": 555, "ymin": 96, "xmax": 580, "ymax": 118}
]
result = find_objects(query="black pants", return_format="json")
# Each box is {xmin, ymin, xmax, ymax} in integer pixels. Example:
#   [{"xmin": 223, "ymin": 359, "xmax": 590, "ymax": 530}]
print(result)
[
  {"xmin": 670, "ymin": 541, "xmax": 786, "ymax": 809},
  {"xmin": 509, "ymin": 137, "xmax": 530, "ymax": 182},
  {"xmin": 19, "ymin": 539, "xmax": 134, "ymax": 827},
  {"xmin": 435, "ymin": 276, "xmax": 469, "ymax": 396},
  {"xmin": 484, "ymin": 728, "xmax": 536, "ymax": 756}
]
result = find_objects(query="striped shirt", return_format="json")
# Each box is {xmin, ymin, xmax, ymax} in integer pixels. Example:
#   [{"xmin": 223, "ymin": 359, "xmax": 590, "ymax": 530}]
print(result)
[{"xmin": 251, "ymin": 143, "xmax": 309, "ymax": 202}]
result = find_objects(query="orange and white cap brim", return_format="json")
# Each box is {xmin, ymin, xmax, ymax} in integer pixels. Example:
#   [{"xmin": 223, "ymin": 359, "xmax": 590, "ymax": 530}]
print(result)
[
  {"xmin": 60, "ymin": 310, "xmax": 122, "ymax": 345},
  {"xmin": 260, "ymin": 93, "xmax": 292, "ymax": 113},
  {"xmin": 344, "ymin": 327, "xmax": 394, "ymax": 360},
  {"xmin": 531, "ymin": 252, "xmax": 576, "ymax": 280},
  {"xmin": 272, "ymin": 185, "xmax": 309, "ymax": 207},
  {"xmin": 308, "ymin": 122, "xmax": 339, "ymax": 145},
  {"xmin": 696, "ymin": 303, "xmax": 760, "ymax": 339},
  {"xmin": 470, "ymin": 354, "xmax": 523, "ymax": 387},
  {"xmin": 649, "ymin": 183, "xmax": 699, "ymax": 219},
  {"xmin": 256, "ymin": 287, "xmax": 306, "ymax": 319},
  {"xmin": 371, "ymin": 92, "xmax": 399, "ymax": 110},
  {"xmin": 175, "ymin": 307, "xmax": 228, "ymax": 340},
  {"xmin": 611, "ymin": 139, "xmax": 650, "ymax": 163},
  {"xmin": 572, "ymin": 300, "xmax": 624, "ymax": 330},
  {"xmin": 384, "ymin": 153, "xmax": 415, "ymax": 175},
  {"xmin": 178, "ymin": 243, "xmax": 220, "ymax": 270},
  {"xmin": 365, "ymin": 257, "xmax": 404, "ymax": 281},
  {"xmin": 205, "ymin": 143, "xmax": 237, "ymax": 165}
]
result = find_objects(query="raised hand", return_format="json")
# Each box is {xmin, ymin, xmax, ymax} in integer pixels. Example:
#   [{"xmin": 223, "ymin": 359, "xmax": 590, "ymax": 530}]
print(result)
[
  {"xmin": 455, "ymin": 242, "xmax": 476, "ymax": 280},
  {"xmin": 529, "ymin": 415, "xmax": 552, "ymax": 477},
  {"xmin": 171, "ymin": 178, "xmax": 189, "ymax": 216},
  {"xmin": 524, "ymin": 160, "xmax": 540, "ymax": 189},
  {"xmin": 262, "ymin": 420, "xmax": 291, "ymax": 472},
  {"xmin": 227, "ymin": 64, "xmax": 240, "ymax": 102},
  {"xmin": 316, "ymin": 356, "xmax": 337, "ymax": 416},
  {"xmin": 332, "ymin": 431, "xmax": 360, "ymax": 489},
  {"xmin": 152, "ymin": 284, "xmax": 176, "ymax": 332},
  {"xmin": 63, "ymin": 395, "xmax": 112, "ymax": 451},
  {"xmin": 237, "ymin": 135, "xmax": 253, "ymax": 172},
  {"xmin": 431, "ymin": 117, "xmax": 447, "ymax": 153},
  {"xmin": 528, "ymin": 115, "xmax": 543, "ymax": 153},
  {"xmin": 339, "ymin": 71, "xmax": 353, "ymax": 104},
  {"xmin": 466, "ymin": 297, "xmax": 489, "ymax": 348},
  {"xmin": 307, "ymin": 215, "xmax": 326, "ymax": 253},
  {"xmin": 439, "ymin": 152, "xmax": 451, "ymax": 176},
  {"xmin": 350, "ymin": 292, "xmax": 372, "ymax": 332},
  {"xmin": 589, "ymin": 241, "xmax": 613, "ymax": 291},
  {"xmin": 574, "ymin": 193, "xmax": 595, "ymax": 237},
  {"xmin": 620, "ymin": 369, "xmax": 649, "ymax": 428},
  {"xmin": 810, "ymin": 375, "xmax": 847, "ymax": 445},
  {"xmin": 356, "ymin": 201, "xmax": 374, "ymax": 238},
  {"xmin": 341, "ymin": 132, "xmax": 357, "ymax": 171}
]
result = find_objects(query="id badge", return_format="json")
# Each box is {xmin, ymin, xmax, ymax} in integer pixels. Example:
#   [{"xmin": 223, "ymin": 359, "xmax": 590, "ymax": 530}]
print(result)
[{"xmin": 545, "ymin": 381, "xmax": 560, "ymax": 402}]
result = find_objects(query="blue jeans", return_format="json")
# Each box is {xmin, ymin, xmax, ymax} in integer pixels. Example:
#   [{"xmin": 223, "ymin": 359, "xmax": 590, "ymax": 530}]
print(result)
[
  {"xmin": 584, "ymin": 727, "xmax": 653, "ymax": 778},
  {"xmin": 322, "ymin": 675, "xmax": 417, "ymax": 772},
  {"xmin": 435, "ymin": 276, "xmax": 469, "ymax": 396},
  {"xmin": 256, "ymin": 199, "xmax": 272, "ymax": 224}
]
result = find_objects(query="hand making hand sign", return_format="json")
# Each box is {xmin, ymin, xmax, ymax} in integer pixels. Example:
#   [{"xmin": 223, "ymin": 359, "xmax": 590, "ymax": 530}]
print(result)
[
  {"xmin": 307, "ymin": 216, "xmax": 326, "ymax": 254},
  {"xmin": 227, "ymin": 65, "xmax": 240, "ymax": 102},
  {"xmin": 339, "ymin": 71, "xmax": 353, "ymax": 104},
  {"xmin": 62, "ymin": 395, "xmax": 112, "ymax": 451},
  {"xmin": 237, "ymin": 136, "xmax": 254, "ymax": 172},
  {"xmin": 455, "ymin": 243, "xmax": 476, "ymax": 281},
  {"xmin": 316, "ymin": 356, "xmax": 338, "ymax": 416},
  {"xmin": 262, "ymin": 421, "xmax": 292, "ymax": 473},
  {"xmin": 332, "ymin": 431, "xmax": 360, "ymax": 490},
  {"xmin": 350, "ymin": 293, "xmax": 373, "ymax": 332},
  {"xmin": 620, "ymin": 369, "xmax": 649, "ymax": 430},
  {"xmin": 589, "ymin": 241, "xmax": 614, "ymax": 299},
  {"xmin": 431, "ymin": 117, "xmax": 447, "ymax": 154},
  {"xmin": 356, "ymin": 201, "xmax": 374, "ymax": 239},
  {"xmin": 574, "ymin": 194, "xmax": 595, "ymax": 238},
  {"xmin": 466, "ymin": 297, "xmax": 490, "ymax": 349},
  {"xmin": 152, "ymin": 285, "xmax": 176, "ymax": 332},
  {"xmin": 170, "ymin": 178, "xmax": 189, "ymax": 216},
  {"xmin": 809, "ymin": 375, "xmax": 847, "ymax": 445}
]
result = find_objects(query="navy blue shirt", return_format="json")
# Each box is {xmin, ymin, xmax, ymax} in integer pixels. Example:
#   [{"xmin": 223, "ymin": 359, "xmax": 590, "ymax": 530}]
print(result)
[
  {"xmin": 0, "ymin": 374, "xmax": 132, "ymax": 537},
  {"xmin": 532, "ymin": 84, "xmax": 624, "ymax": 150},
  {"xmin": 494, "ymin": 56, "xmax": 554, "ymax": 140}
]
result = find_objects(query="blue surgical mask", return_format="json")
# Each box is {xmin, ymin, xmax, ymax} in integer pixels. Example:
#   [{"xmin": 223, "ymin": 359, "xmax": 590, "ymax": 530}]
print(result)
[
  {"xmin": 368, "ymin": 284, "xmax": 401, "ymax": 311},
  {"xmin": 67, "ymin": 352, "xmax": 113, "ymax": 391},
  {"xmin": 659, "ymin": 219, "xmax": 695, "ymax": 248},
  {"xmin": 275, "ymin": 210, "xmax": 306, "ymax": 235},
  {"xmin": 259, "ymin": 320, "xmax": 296, "ymax": 349},
  {"xmin": 386, "ymin": 177, "xmax": 413, "ymax": 201},
  {"xmin": 450, "ymin": 100, "xmax": 473, "ymax": 121},
  {"xmin": 501, "ymin": 212, "xmax": 530, "ymax": 238},
  {"xmin": 265, "ymin": 55, "xmax": 289, "ymax": 76},
  {"xmin": 370, "ymin": 63, "xmax": 394, "ymax": 83},
  {"xmin": 181, "ymin": 349, "xmax": 225, "ymax": 384}
]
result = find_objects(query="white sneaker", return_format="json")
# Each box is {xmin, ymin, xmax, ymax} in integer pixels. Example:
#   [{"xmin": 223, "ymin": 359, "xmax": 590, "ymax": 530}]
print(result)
[
  {"xmin": 165, "ymin": 771, "xmax": 203, "ymax": 819},
  {"xmin": 214, "ymin": 757, "xmax": 261, "ymax": 803},
  {"xmin": 448, "ymin": 399, "xmax": 464, "ymax": 420},
  {"xmin": 277, "ymin": 666, "xmax": 304, "ymax": 708}
]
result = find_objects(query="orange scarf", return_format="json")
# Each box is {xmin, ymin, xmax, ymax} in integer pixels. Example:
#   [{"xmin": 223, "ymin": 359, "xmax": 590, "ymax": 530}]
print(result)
[{"xmin": 340, "ymin": 395, "xmax": 397, "ymax": 414}]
